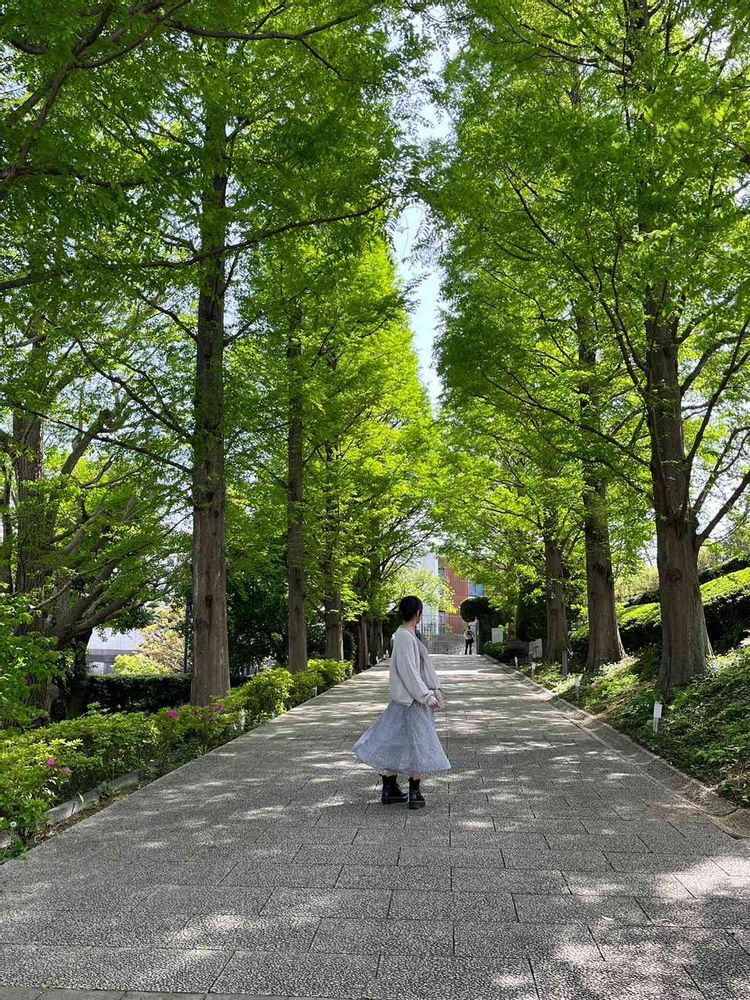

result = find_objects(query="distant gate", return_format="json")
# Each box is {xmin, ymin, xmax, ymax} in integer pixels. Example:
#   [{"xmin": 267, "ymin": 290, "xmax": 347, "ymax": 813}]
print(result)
[{"xmin": 419, "ymin": 633, "xmax": 465, "ymax": 655}]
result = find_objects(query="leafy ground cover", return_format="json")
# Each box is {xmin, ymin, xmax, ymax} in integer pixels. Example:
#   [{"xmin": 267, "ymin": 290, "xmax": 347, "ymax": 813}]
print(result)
[
  {"xmin": 570, "ymin": 568, "xmax": 750, "ymax": 656},
  {"xmin": 0, "ymin": 659, "xmax": 351, "ymax": 859},
  {"xmin": 485, "ymin": 645, "xmax": 750, "ymax": 809}
]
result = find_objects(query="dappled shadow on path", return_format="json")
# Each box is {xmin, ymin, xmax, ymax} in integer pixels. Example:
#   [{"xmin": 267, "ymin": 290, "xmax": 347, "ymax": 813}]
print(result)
[{"xmin": 1, "ymin": 656, "xmax": 749, "ymax": 998}]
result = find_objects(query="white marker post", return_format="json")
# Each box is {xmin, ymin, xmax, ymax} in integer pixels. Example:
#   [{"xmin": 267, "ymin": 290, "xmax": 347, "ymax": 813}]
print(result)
[
  {"xmin": 574, "ymin": 674, "xmax": 582, "ymax": 693},
  {"xmin": 514, "ymin": 655, "xmax": 519, "ymax": 669},
  {"xmin": 531, "ymin": 662, "xmax": 536, "ymax": 678},
  {"xmin": 653, "ymin": 700, "xmax": 663, "ymax": 734}
]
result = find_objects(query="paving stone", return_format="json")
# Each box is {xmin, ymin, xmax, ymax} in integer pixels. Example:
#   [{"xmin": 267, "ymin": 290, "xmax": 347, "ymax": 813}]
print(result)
[
  {"xmin": 0, "ymin": 991, "xmax": 44, "ymax": 1000},
  {"xmin": 254, "ymin": 825, "xmax": 359, "ymax": 846},
  {"xmin": 713, "ymin": 855, "xmax": 750, "ymax": 878},
  {"xmin": 531, "ymin": 959, "xmax": 704, "ymax": 999},
  {"xmin": 503, "ymin": 849, "xmax": 611, "ymax": 872},
  {"xmin": 675, "ymin": 871, "xmax": 750, "ymax": 898},
  {"xmin": 336, "ymin": 865, "xmax": 450, "ymax": 890},
  {"xmin": 451, "ymin": 867, "xmax": 569, "ymax": 894},
  {"xmin": 125, "ymin": 993, "xmax": 203, "ymax": 1000},
  {"xmin": 42, "ymin": 992, "xmax": 128, "ymax": 1000},
  {"xmin": 636, "ymin": 897, "xmax": 750, "ymax": 927},
  {"xmin": 354, "ymin": 829, "xmax": 450, "ymax": 847},
  {"xmin": 605, "ymin": 853, "xmax": 714, "ymax": 874},
  {"xmin": 683, "ymin": 960, "xmax": 750, "ymax": 1000},
  {"xmin": 222, "ymin": 862, "xmax": 341, "ymax": 889},
  {"xmin": 514, "ymin": 893, "xmax": 649, "ymax": 926},
  {"xmin": 594, "ymin": 926, "xmax": 749, "ymax": 967},
  {"xmin": 455, "ymin": 921, "xmax": 601, "ymax": 961},
  {"xmin": 294, "ymin": 845, "xmax": 400, "ymax": 866},
  {"xmin": 564, "ymin": 872, "xmax": 693, "ymax": 899},
  {"xmin": 169, "ymin": 914, "xmax": 318, "ymax": 951},
  {"xmin": 212, "ymin": 949, "xmax": 377, "ymax": 997},
  {"xmin": 261, "ymin": 887, "xmax": 391, "ymax": 918},
  {"xmin": 448, "ymin": 831, "xmax": 548, "ymax": 849},
  {"xmin": 544, "ymin": 833, "xmax": 650, "ymax": 854},
  {"xmin": 369, "ymin": 955, "xmax": 537, "ymax": 1000},
  {"xmin": 399, "ymin": 847, "xmax": 506, "ymax": 869},
  {"xmin": 311, "ymin": 917, "xmax": 452, "ymax": 955},
  {"xmin": 389, "ymin": 890, "xmax": 515, "ymax": 921},
  {"xmin": 0, "ymin": 946, "xmax": 229, "ymax": 990},
  {"xmin": 140, "ymin": 885, "xmax": 272, "ymax": 915}
]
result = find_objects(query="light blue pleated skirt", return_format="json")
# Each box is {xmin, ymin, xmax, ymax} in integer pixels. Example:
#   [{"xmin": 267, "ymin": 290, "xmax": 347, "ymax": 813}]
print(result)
[{"xmin": 353, "ymin": 701, "xmax": 451, "ymax": 775}]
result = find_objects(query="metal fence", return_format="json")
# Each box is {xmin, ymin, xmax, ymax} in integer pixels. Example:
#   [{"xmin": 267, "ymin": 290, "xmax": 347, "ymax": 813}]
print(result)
[{"xmin": 419, "ymin": 634, "xmax": 466, "ymax": 655}]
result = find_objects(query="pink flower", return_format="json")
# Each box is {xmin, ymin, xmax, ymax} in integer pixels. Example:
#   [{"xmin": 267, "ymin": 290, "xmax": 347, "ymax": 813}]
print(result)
[
  {"xmin": 60, "ymin": 767, "xmax": 73, "ymax": 776},
  {"xmin": 167, "ymin": 709, "xmax": 178, "ymax": 719}
]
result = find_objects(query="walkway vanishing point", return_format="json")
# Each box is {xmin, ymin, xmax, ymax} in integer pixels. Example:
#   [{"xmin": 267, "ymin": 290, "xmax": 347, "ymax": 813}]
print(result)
[{"xmin": 1, "ymin": 655, "xmax": 750, "ymax": 1000}]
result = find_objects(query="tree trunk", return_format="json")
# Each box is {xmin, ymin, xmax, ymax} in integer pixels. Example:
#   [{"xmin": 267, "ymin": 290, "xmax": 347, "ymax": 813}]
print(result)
[
  {"xmin": 544, "ymin": 531, "xmax": 568, "ymax": 663},
  {"xmin": 13, "ymin": 410, "xmax": 45, "ymax": 595},
  {"xmin": 355, "ymin": 613, "xmax": 369, "ymax": 673},
  {"xmin": 324, "ymin": 592, "xmax": 344, "ymax": 660},
  {"xmin": 576, "ymin": 320, "xmax": 626, "ymax": 669},
  {"xmin": 191, "ymin": 103, "xmax": 230, "ymax": 706},
  {"xmin": 368, "ymin": 617, "xmax": 384, "ymax": 665},
  {"xmin": 287, "ymin": 328, "xmax": 307, "ymax": 674},
  {"xmin": 322, "ymin": 444, "xmax": 343, "ymax": 660},
  {"xmin": 645, "ymin": 313, "xmax": 710, "ymax": 693},
  {"xmin": 583, "ymin": 478, "xmax": 625, "ymax": 668},
  {"xmin": 59, "ymin": 631, "xmax": 93, "ymax": 719},
  {"xmin": 0, "ymin": 463, "xmax": 13, "ymax": 591}
]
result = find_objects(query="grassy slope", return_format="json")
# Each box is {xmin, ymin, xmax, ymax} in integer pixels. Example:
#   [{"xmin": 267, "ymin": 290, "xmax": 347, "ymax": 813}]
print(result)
[{"xmin": 512, "ymin": 646, "xmax": 750, "ymax": 809}]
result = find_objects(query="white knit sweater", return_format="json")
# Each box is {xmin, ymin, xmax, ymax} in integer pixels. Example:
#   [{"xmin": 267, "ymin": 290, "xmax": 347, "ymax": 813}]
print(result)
[{"xmin": 389, "ymin": 627, "xmax": 441, "ymax": 707}]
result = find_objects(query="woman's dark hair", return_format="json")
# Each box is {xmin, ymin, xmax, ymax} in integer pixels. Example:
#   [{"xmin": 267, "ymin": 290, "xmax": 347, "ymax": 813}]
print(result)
[{"xmin": 398, "ymin": 595, "xmax": 423, "ymax": 621}]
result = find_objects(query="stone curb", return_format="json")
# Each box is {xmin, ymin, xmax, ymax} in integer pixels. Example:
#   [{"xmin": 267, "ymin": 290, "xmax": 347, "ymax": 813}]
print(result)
[
  {"xmin": 485, "ymin": 657, "xmax": 750, "ymax": 838},
  {"xmin": 0, "ymin": 770, "xmax": 143, "ymax": 851}
]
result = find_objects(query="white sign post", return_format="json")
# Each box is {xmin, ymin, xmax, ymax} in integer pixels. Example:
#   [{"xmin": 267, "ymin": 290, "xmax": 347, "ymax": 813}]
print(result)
[
  {"xmin": 491, "ymin": 626, "xmax": 505, "ymax": 644},
  {"xmin": 574, "ymin": 674, "xmax": 582, "ymax": 692},
  {"xmin": 653, "ymin": 700, "xmax": 663, "ymax": 734},
  {"xmin": 529, "ymin": 638, "xmax": 543, "ymax": 661},
  {"xmin": 514, "ymin": 655, "xmax": 519, "ymax": 669}
]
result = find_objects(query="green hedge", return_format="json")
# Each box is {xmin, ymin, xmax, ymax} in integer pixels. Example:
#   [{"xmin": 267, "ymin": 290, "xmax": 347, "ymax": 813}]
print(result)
[
  {"xmin": 480, "ymin": 641, "xmax": 504, "ymax": 658},
  {"xmin": 571, "ymin": 568, "xmax": 750, "ymax": 657},
  {"xmin": 1, "ymin": 658, "xmax": 353, "ymax": 856},
  {"xmin": 84, "ymin": 674, "xmax": 193, "ymax": 714}
]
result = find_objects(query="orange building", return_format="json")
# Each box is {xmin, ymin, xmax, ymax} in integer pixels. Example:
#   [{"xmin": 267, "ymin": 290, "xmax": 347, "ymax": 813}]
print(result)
[{"xmin": 436, "ymin": 557, "xmax": 485, "ymax": 635}]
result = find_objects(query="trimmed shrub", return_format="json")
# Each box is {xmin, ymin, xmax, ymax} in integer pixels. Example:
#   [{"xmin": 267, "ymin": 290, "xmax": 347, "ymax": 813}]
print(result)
[
  {"xmin": 307, "ymin": 658, "xmax": 354, "ymax": 687},
  {"xmin": 289, "ymin": 673, "xmax": 320, "ymax": 706},
  {"xmin": 481, "ymin": 641, "xmax": 503, "ymax": 658},
  {"xmin": 572, "ymin": 568, "xmax": 750, "ymax": 656},
  {"xmin": 84, "ymin": 674, "xmax": 192, "ymax": 714},
  {"xmin": 1, "ymin": 658, "xmax": 352, "ymax": 856},
  {"xmin": 222, "ymin": 667, "xmax": 294, "ymax": 727}
]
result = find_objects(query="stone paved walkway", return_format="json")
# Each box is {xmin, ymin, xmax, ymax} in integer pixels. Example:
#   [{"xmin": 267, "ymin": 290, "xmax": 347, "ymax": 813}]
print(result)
[{"xmin": 1, "ymin": 656, "xmax": 750, "ymax": 999}]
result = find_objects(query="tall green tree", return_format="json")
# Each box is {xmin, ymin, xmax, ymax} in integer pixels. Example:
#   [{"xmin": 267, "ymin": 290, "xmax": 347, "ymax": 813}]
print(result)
[{"xmin": 436, "ymin": 0, "xmax": 750, "ymax": 690}]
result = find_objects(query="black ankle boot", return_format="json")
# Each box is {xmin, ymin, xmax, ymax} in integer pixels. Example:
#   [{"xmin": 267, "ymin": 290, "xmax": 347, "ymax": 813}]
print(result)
[
  {"xmin": 381, "ymin": 774, "xmax": 407, "ymax": 805},
  {"xmin": 408, "ymin": 777, "xmax": 425, "ymax": 810}
]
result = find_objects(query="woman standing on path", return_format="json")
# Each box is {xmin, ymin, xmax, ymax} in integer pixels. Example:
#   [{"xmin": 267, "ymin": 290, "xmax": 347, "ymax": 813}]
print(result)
[
  {"xmin": 463, "ymin": 625, "xmax": 475, "ymax": 655},
  {"xmin": 353, "ymin": 595, "xmax": 451, "ymax": 809}
]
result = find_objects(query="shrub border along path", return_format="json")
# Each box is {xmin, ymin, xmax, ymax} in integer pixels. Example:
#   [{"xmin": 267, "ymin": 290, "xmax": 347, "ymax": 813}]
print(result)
[
  {"xmin": 501, "ymin": 660, "xmax": 750, "ymax": 839},
  {"xmin": 1, "ymin": 660, "xmax": 352, "ymax": 858}
]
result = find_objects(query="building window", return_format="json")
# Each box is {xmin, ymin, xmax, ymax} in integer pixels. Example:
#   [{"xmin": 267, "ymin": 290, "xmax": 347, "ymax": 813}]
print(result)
[{"xmin": 469, "ymin": 582, "xmax": 485, "ymax": 597}]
